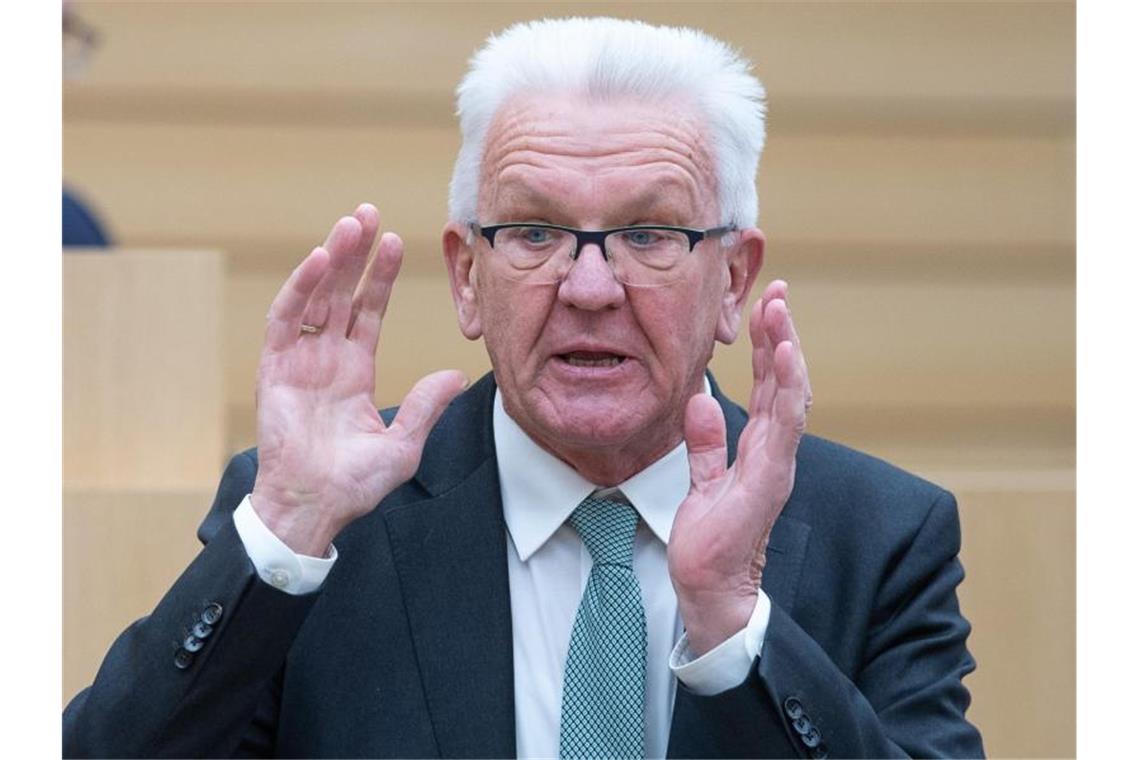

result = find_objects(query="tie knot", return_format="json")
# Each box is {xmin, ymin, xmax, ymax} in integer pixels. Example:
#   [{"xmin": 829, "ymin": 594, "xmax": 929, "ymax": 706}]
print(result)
[{"xmin": 569, "ymin": 494, "xmax": 639, "ymax": 567}]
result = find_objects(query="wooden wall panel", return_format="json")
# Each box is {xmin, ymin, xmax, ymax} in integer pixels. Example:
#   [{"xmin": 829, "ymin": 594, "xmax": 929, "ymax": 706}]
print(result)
[
  {"xmin": 712, "ymin": 278, "xmax": 1075, "ymax": 413},
  {"xmin": 72, "ymin": 2, "xmax": 1073, "ymax": 104},
  {"xmin": 760, "ymin": 135, "xmax": 1074, "ymax": 249},
  {"xmin": 62, "ymin": 122, "xmax": 459, "ymax": 256},
  {"xmin": 63, "ymin": 250, "xmax": 226, "ymax": 490},
  {"xmin": 63, "ymin": 490, "xmax": 215, "ymax": 703},
  {"xmin": 957, "ymin": 490, "xmax": 1076, "ymax": 759}
]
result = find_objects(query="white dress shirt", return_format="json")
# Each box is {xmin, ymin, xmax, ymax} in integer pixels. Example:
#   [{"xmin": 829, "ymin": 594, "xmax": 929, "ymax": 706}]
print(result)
[{"xmin": 232, "ymin": 386, "xmax": 771, "ymax": 758}]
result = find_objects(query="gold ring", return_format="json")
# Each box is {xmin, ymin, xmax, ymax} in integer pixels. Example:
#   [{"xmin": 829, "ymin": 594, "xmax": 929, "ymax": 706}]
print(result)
[{"xmin": 300, "ymin": 323, "xmax": 321, "ymax": 334}]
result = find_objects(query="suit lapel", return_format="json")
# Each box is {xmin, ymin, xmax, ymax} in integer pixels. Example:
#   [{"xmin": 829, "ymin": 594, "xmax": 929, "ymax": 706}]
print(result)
[{"xmin": 383, "ymin": 375, "xmax": 516, "ymax": 758}]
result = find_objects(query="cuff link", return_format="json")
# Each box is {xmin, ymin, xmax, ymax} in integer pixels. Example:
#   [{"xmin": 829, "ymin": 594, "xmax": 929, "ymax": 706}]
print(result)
[{"xmin": 268, "ymin": 568, "xmax": 292, "ymax": 589}]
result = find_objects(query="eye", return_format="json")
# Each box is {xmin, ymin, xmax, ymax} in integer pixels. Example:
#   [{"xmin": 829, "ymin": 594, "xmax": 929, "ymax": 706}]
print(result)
[
  {"xmin": 622, "ymin": 229, "xmax": 663, "ymax": 247},
  {"xmin": 520, "ymin": 226, "xmax": 554, "ymax": 245}
]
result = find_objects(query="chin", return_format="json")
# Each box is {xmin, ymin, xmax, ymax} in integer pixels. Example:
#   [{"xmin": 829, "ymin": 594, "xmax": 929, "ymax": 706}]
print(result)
[{"xmin": 528, "ymin": 393, "xmax": 665, "ymax": 450}]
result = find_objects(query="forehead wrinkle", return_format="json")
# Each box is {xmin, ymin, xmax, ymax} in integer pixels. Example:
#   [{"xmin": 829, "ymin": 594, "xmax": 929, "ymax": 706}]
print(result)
[
  {"xmin": 486, "ymin": 126, "xmax": 708, "ymax": 177},
  {"xmin": 490, "ymin": 163, "xmax": 705, "ymax": 225},
  {"xmin": 489, "ymin": 93, "xmax": 708, "ymax": 149},
  {"xmin": 477, "ymin": 94, "xmax": 720, "ymax": 225}
]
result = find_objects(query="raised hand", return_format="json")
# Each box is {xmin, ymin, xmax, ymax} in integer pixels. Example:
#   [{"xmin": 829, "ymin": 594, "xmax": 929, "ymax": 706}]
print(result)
[
  {"xmin": 251, "ymin": 204, "xmax": 468, "ymax": 556},
  {"xmin": 667, "ymin": 280, "xmax": 811, "ymax": 655}
]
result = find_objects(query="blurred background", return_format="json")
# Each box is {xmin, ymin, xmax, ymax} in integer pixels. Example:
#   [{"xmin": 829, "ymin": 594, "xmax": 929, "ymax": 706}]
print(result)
[{"xmin": 62, "ymin": 2, "xmax": 1074, "ymax": 756}]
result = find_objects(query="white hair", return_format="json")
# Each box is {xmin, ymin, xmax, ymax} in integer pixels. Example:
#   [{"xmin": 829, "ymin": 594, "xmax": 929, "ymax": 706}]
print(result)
[{"xmin": 448, "ymin": 17, "xmax": 767, "ymax": 228}]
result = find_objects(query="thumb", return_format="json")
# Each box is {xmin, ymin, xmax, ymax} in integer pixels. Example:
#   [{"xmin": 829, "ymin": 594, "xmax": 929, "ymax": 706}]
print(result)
[
  {"xmin": 390, "ymin": 370, "xmax": 469, "ymax": 446},
  {"xmin": 684, "ymin": 393, "xmax": 728, "ymax": 491}
]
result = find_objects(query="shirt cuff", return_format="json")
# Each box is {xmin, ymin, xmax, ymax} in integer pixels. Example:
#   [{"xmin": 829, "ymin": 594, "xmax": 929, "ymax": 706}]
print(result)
[
  {"xmin": 669, "ymin": 590, "xmax": 771, "ymax": 695},
  {"xmin": 232, "ymin": 494, "xmax": 337, "ymax": 595}
]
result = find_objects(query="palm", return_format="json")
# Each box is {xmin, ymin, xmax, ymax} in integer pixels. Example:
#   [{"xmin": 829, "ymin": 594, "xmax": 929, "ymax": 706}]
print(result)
[
  {"xmin": 670, "ymin": 417, "xmax": 795, "ymax": 590},
  {"xmin": 668, "ymin": 281, "xmax": 810, "ymax": 650},
  {"xmin": 251, "ymin": 205, "xmax": 467, "ymax": 553},
  {"xmin": 257, "ymin": 337, "xmax": 388, "ymax": 519}
]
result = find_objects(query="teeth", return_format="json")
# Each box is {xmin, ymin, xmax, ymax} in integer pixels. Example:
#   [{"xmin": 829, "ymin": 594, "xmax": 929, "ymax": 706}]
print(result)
[{"xmin": 565, "ymin": 355, "xmax": 622, "ymax": 368}]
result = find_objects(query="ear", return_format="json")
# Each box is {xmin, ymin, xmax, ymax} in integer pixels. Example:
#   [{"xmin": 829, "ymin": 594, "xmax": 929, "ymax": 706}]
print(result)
[
  {"xmin": 715, "ymin": 227, "xmax": 765, "ymax": 344},
  {"xmin": 443, "ymin": 222, "xmax": 483, "ymax": 340}
]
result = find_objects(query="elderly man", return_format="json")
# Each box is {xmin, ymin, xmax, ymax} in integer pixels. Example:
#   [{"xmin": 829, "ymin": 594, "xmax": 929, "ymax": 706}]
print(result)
[{"xmin": 64, "ymin": 17, "xmax": 983, "ymax": 759}]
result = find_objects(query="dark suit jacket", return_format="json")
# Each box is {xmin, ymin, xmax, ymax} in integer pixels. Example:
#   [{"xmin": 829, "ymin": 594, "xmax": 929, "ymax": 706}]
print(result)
[{"xmin": 63, "ymin": 372, "xmax": 984, "ymax": 758}]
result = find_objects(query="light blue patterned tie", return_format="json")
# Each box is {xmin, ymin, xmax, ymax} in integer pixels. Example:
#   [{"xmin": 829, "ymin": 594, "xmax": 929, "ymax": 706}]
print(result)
[{"xmin": 558, "ymin": 493, "xmax": 647, "ymax": 760}]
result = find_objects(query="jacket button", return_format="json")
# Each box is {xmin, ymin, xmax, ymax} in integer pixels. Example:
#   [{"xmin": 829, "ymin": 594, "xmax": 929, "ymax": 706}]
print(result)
[
  {"xmin": 801, "ymin": 727, "xmax": 822, "ymax": 748},
  {"xmin": 201, "ymin": 602, "xmax": 223, "ymax": 625},
  {"xmin": 174, "ymin": 649, "xmax": 194, "ymax": 670},
  {"xmin": 192, "ymin": 621, "xmax": 213, "ymax": 639},
  {"xmin": 793, "ymin": 716, "xmax": 812, "ymax": 735},
  {"xmin": 784, "ymin": 697, "xmax": 804, "ymax": 720},
  {"xmin": 183, "ymin": 634, "xmax": 204, "ymax": 653}
]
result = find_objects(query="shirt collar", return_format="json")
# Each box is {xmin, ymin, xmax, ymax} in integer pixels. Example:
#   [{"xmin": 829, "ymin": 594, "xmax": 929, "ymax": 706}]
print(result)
[{"xmin": 493, "ymin": 380, "xmax": 708, "ymax": 561}]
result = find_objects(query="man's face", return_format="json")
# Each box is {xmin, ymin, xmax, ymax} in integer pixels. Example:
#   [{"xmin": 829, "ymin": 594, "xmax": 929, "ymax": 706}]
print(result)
[{"xmin": 445, "ymin": 93, "xmax": 762, "ymax": 473}]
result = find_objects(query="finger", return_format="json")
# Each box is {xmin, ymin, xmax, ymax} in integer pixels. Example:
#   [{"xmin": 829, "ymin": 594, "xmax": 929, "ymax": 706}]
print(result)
[
  {"xmin": 352, "ymin": 203, "xmax": 381, "ymax": 258},
  {"xmin": 761, "ymin": 279, "xmax": 788, "ymax": 304},
  {"xmin": 683, "ymin": 393, "xmax": 728, "ymax": 491},
  {"xmin": 344, "ymin": 203, "xmax": 382, "ymax": 332},
  {"xmin": 763, "ymin": 297, "xmax": 791, "ymax": 344},
  {"xmin": 763, "ymin": 281, "xmax": 807, "ymax": 378},
  {"xmin": 749, "ymin": 297, "xmax": 769, "ymax": 382},
  {"xmin": 348, "ymin": 232, "xmax": 403, "ymax": 351},
  {"xmin": 302, "ymin": 215, "xmax": 366, "ymax": 335},
  {"xmin": 764, "ymin": 291, "xmax": 812, "ymax": 413},
  {"xmin": 264, "ymin": 247, "xmax": 330, "ymax": 351},
  {"xmin": 389, "ymin": 370, "xmax": 469, "ymax": 446},
  {"xmin": 748, "ymin": 297, "xmax": 775, "ymax": 416},
  {"xmin": 326, "ymin": 213, "xmax": 372, "ymax": 332},
  {"xmin": 766, "ymin": 340, "xmax": 808, "ymax": 461}
]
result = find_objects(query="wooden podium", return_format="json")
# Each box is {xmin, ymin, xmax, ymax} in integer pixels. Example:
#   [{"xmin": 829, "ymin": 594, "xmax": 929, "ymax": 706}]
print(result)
[{"xmin": 63, "ymin": 249, "xmax": 226, "ymax": 702}]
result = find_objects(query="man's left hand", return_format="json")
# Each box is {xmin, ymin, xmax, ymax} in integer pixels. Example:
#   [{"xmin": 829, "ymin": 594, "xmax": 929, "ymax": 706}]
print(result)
[{"xmin": 668, "ymin": 280, "xmax": 811, "ymax": 656}]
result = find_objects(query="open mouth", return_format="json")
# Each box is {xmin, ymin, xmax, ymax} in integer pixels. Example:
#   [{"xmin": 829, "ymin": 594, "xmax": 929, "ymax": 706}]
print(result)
[{"xmin": 559, "ymin": 351, "xmax": 627, "ymax": 368}]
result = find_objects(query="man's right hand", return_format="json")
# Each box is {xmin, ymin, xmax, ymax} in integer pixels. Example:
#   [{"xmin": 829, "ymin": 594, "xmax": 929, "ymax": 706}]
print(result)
[{"xmin": 250, "ymin": 204, "xmax": 468, "ymax": 556}]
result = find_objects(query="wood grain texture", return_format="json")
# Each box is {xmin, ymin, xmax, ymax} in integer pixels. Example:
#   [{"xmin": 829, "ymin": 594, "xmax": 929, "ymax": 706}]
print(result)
[
  {"xmin": 71, "ymin": 2, "xmax": 1073, "ymax": 102},
  {"xmin": 957, "ymin": 491, "xmax": 1076, "ymax": 759},
  {"xmin": 63, "ymin": 250, "xmax": 226, "ymax": 490},
  {"xmin": 63, "ymin": 489, "xmax": 214, "ymax": 704}
]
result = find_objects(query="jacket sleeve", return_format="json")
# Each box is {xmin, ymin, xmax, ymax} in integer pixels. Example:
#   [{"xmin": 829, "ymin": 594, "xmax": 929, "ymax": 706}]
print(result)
[
  {"xmin": 63, "ymin": 451, "xmax": 318, "ymax": 758},
  {"xmin": 669, "ymin": 490, "xmax": 984, "ymax": 759}
]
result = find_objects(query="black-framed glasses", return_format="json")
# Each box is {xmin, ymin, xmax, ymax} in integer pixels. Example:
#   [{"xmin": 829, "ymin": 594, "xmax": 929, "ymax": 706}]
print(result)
[{"xmin": 470, "ymin": 221, "xmax": 736, "ymax": 287}]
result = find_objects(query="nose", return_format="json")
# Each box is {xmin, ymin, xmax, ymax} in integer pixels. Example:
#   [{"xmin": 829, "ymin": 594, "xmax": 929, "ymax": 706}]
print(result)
[{"xmin": 557, "ymin": 242, "xmax": 626, "ymax": 310}]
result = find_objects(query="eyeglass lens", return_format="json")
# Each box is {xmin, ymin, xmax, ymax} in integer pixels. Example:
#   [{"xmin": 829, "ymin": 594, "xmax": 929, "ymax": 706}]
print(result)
[{"xmin": 493, "ymin": 227, "xmax": 694, "ymax": 286}]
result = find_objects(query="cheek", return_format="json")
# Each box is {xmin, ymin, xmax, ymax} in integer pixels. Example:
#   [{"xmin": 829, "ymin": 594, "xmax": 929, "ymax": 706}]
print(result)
[
  {"xmin": 476, "ymin": 277, "xmax": 550, "ymax": 363},
  {"xmin": 635, "ymin": 287, "xmax": 719, "ymax": 373},
  {"xmin": 473, "ymin": 263, "xmax": 509, "ymax": 322},
  {"xmin": 652, "ymin": 276, "xmax": 720, "ymax": 371}
]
